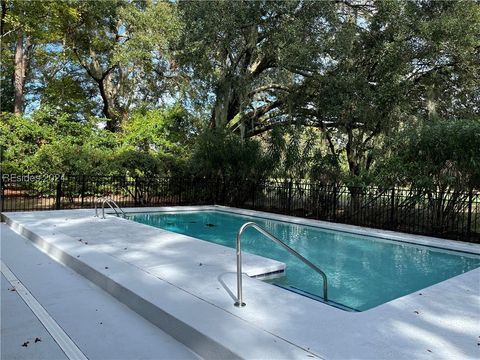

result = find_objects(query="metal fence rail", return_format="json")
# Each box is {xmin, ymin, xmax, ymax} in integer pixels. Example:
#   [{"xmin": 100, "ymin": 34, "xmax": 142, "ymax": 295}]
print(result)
[{"xmin": 1, "ymin": 174, "xmax": 478, "ymax": 243}]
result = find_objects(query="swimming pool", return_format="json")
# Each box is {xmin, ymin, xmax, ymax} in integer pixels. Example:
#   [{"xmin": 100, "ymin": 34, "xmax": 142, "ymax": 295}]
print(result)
[{"xmin": 127, "ymin": 210, "xmax": 480, "ymax": 311}]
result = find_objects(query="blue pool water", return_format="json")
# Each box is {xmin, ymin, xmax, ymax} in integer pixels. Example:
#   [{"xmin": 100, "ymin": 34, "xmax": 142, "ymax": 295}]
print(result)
[{"xmin": 127, "ymin": 210, "xmax": 480, "ymax": 311}]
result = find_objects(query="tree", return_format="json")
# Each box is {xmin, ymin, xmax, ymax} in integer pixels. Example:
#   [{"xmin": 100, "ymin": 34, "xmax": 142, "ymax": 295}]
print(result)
[
  {"xmin": 263, "ymin": 125, "xmax": 341, "ymax": 182},
  {"xmin": 1, "ymin": 0, "xmax": 52, "ymax": 114},
  {"xmin": 178, "ymin": 0, "xmax": 333, "ymax": 137},
  {"xmin": 377, "ymin": 117, "xmax": 480, "ymax": 233},
  {"xmin": 1, "ymin": 0, "xmax": 95, "ymax": 116},
  {"xmin": 1, "ymin": 0, "xmax": 478, "ymax": 186},
  {"xmin": 188, "ymin": 128, "xmax": 272, "ymax": 180},
  {"xmin": 58, "ymin": 0, "xmax": 181, "ymax": 131},
  {"xmin": 0, "ymin": 111, "xmax": 47, "ymax": 171},
  {"xmin": 0, "ymin": 108, "xmax": 118, "ymax": 174},
  {"xmin": 379, "ymin": 118, "xmax": 480, "ymax": 191},
  {"xmin": 121, "ymin": 105, "xmax": 198, "ymax": 155},
  {"xmin": 285, "ymin": 0, "xmax": 480, "ymax": 184},
  {"xmin": 0, "ymin": 0, "xmax": 15, "ymax": 112}
]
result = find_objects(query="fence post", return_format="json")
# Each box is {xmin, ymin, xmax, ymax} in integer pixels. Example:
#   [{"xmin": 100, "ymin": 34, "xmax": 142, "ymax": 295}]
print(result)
[
  {"xmin": 252, "ymin": 181, "xmax": 256, "ymax": 209},
  {"xmin": 222, "ymin": 177, "xmax": 226, "ymax": 205},
  {"xmin": 332, "ymin": 185, "xmax": 337, "ymax": 221},
  {"xmin": 390, "ymin": 187, "xmax": 396, "ymax": 229},
  {"xmin": 287, "ymin": 179, "xmax": 293, "ymax": 215},
  {"xmin": 467, "ymin": 188, "xmax": 473, "ymax": 241},
  {"xmin": 214, "ymin": 177, "xmax": 219, "ymax": 205},
  {"xmin": 55, "ymin": 175, "xmax": 62, "ymax": 210},
  {"xmin": 0, "ymin": 171, "xmax": 4, "ymax": 213},
  {"xmin": 134, "ymin": 177, "xmax": 139, "ymax": 206},
  {"xmin": 0, "ymin": 146, "xmax": 3, "ymax": 213},
  {"xmin": 80, "ymin": 175, "xmax": 86, "ymax": 207}
]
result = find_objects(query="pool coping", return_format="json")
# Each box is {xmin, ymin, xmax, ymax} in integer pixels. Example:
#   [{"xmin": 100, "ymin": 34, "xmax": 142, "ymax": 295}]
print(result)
[{"xmin": 3, "ymin": 207, "xmax": 480, "ymax": 360}]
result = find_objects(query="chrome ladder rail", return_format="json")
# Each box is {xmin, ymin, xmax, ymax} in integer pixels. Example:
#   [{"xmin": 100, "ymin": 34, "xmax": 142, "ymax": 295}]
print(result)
[
  {"xmin": 235, "ymin": 222, "xmax": 328, "ymax": 307},
  {"xmin": 102, "ymin": 198, "xmax": 126, "ymax": 219},
  {"xmin": 94, "ymin": 197, "xmax": 106, "ymax": 217},
  {"xmin": 94, "ymin": 197, "xmax": 126, "ymax": 219}
]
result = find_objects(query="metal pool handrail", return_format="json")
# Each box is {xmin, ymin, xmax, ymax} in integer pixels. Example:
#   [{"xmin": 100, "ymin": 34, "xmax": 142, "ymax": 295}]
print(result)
[
  {"xmin": 94, "ymin": 197, "xmax": 126, "ymax": 219},
  {"xmin": 234, "ymin": 222, "xmax": 328, "ymax": 307},
  {"xmin": 102, "ymin": 198, "xmax": 126, "ymax": 219},
  {"xmin": 94, "ymin": 197, "xmax": 105, "ymax": 217}
]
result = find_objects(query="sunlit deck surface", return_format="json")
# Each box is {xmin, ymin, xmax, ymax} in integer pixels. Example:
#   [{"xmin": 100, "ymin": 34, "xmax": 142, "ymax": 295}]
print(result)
[
  {"xmin": 2, "ymin": 206, "xmax": 479, "ymax": 360},
  {"xmin": 1, "ymin": 224, "xmax": 198, "ymax": 360}
]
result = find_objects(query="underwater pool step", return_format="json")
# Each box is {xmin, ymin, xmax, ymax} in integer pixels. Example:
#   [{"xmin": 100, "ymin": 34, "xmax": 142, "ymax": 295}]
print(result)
[{"xmin": 273, "ymin": 284, "xmax": 359, "ymax": 312}]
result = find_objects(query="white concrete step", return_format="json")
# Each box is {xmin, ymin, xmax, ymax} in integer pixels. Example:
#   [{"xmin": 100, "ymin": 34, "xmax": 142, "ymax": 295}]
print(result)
[
  {"xmin": 1, "ymin": 225, "xmax": 200, "ymax": 360},
  {"xmin": 3, "ymin": 213, "xmax": 320, "ymax": 360}
]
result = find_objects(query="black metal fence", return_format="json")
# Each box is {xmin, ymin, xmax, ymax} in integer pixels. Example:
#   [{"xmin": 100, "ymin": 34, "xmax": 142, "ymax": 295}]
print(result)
[{"xmin": 1, "ymin": 174, "xmax": 479, "ymax": 243}]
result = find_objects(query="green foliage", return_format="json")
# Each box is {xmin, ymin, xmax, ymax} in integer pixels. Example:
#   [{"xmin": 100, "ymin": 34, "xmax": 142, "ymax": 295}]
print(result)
[
  {"xmin": 377, "ymin": 118, "xmax": 480, "ymax": 190},
  {"xmin": 188, "ymin": 129, "xmax": 272, "ymax": 180},
  {"xmin": 112, "ymin": 148, "xmax": 164, "ymax": 178},
  {"xmin": 55, "ymin": 0, "xmax": 181, "ymax": 127},
  {"xmin": 178, "ymin": 0, "xmax": 331, "ymax": 131},
  {"xmin": 28, "ymin": 139, "xmax": 116, "ymax": 175},
  {"xmin": 309, "ymin": 154, "xmax": 343, "ymax": 185},
  {"xmin": 122, "ymin": 105, "xmax": 198, "ymax": 154},
  {"xmin": 115, "ymin": 1, "xmax": 182, "ymax": 67},
  {"xmin": 1, "ymin": 0, "xmax": 479, "ymax": 185},
  {"xmin": 116, "ymin": 105, "xmax": 198, "ymax": 176},
  {"xmin": 265, "ymin": 126, "xmax": 342, "ymax": 183},
  {"xmin": 287, "ymin": 0, "xmax": 480, "ymax": 184},
  {"xmin": 38, "ymin": 74, "xmax": 99, "ymax": 121},
  {"xmin": 0, "ymin": 112, "xmax": 47, "ymax": 172},
  {"xmin": 0, "ymin": 109, "xmax": 118, "ymax": 174},
  {"xmin": 0, "ymin": 104, "xmax": 196, "ymax": 176}
]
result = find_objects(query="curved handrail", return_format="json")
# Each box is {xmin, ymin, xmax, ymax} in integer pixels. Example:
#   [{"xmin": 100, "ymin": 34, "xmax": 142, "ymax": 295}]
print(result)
[
  {"xmin": 94, "ymin": 197, "xmax": 126, "ymax": 219},
  {"xmin": 94, "ymin": 197, "xmax": 106, "ymax": 217},
  {"xmin": 235, "ymin": 222, "xmax": 328, "ymax": 307},
  {"xmin": 101, "ymin": 198, "xmax": 126, "ymax": 219}
]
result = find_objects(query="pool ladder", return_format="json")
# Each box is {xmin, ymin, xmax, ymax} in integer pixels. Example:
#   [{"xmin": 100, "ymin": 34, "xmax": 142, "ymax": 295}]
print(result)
[
  {"xmin": 94, "ymin": 197, "xmax": 126, "ymax": 219},
  {"xmin": 234, "ymin": 222, "xmax": 328, "ymax": 307}
]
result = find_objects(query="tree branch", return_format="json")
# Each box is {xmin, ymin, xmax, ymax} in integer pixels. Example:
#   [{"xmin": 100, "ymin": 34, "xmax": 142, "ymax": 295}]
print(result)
[
  {"xmin": 249, "ymin": 54, "xmax": 276, "ymax": 77},
  {"xmin": 248, "ymin": 84, "xmax": 290, "ymax": 97}
]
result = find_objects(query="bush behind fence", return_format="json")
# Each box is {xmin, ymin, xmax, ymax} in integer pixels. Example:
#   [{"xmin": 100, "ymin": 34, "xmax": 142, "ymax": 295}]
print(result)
[{"xmin": 1, "ymin": 174, "xmax": 479, "ymax": 243}]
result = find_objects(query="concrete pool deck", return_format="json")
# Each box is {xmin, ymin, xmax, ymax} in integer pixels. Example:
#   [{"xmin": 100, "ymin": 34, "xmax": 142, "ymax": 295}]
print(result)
[
  {"xmin": 2, "ymin": 206, "xmax": 480, "ymax": 359},
  {"xmin": 1, "ymin": 224, "xmax": 199, "ymax": 360}
]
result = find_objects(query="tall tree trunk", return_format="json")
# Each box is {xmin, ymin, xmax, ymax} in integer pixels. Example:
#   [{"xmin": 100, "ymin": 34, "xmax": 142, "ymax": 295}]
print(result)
[
  {"xmin": 13, "ymin": 30, "xmax": 30, "ymax": 115},
  {"xmin": 0, "ymin": 0, "xmax": 7, "ymax": 36},
  {"xmin": 97, "ymin": 72, "xmax": 123, "ymax": 132},
  {"xmin": 73, "ymin": 45, "xmax": 123, "ymax": 132},
  {"xmin": 345, "ymin": 128, "xmax": 361, "ymax": 178},
  {"xmin": 210, "ymin": 78, "xmax": 242, "ymax": 130},
  {"xmin": 211, "ymin": 78, "xmax": 232, "ymax": 128}
]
